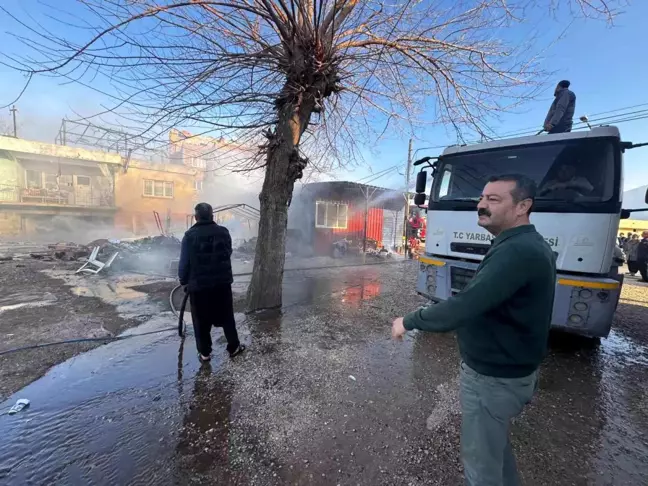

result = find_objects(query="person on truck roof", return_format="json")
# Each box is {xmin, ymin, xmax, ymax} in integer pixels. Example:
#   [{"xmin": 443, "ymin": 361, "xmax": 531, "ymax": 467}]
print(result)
[
  {"xmin": 392, "ymin": 174, "xmax": 556, "ymax": 486},
  {"xmin": 544, "ymin": 80, "xmax": 576, "ymax": 134}
]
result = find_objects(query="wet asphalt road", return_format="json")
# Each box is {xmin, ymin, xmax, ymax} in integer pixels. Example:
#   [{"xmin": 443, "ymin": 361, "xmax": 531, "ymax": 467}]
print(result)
[{"xmin": 1, "ymin": 262, "xmax": 647, "ymax": 485}]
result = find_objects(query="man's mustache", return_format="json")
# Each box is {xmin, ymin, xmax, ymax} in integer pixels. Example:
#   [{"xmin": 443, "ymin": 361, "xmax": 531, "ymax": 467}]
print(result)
[{"xmin": 478, "ymin": 208, "xmax": 491, "ymax": 217}]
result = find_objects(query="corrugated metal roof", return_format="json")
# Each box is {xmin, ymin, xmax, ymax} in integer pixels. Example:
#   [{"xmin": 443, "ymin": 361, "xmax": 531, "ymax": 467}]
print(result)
[{"xmin": 297, "ymin": 181, "xmax": 405, "ymax": 211}]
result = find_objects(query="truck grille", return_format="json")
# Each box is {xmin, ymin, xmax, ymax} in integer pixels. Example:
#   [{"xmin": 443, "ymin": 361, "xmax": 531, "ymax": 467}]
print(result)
[
  {"xmin": 451, "ymin": 266, "xmax": 476, "ymax": 292},
  {"xmin": 450, "ymin": 242, "xmax": 490, "ymax": 256}
]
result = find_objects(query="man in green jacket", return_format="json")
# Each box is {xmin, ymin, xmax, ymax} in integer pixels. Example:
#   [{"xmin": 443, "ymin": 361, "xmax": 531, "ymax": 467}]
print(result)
[{"xmin": 393, "ymin": 174, "xmax": 556, "ymax": 486}]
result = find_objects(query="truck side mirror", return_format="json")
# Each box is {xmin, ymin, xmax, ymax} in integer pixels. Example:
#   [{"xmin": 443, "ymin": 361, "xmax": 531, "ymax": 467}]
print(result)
[
  {"xmin": 620, "ymin": 209, "xmax": 631, "ymax": 219},
  {"xmin": 645, "ymin": 187, "xmax": 648, "ymax": 204},
  {"xmin": 415, "ymin": 171, "xmax": 427, "ymax": 194},
  {"xmin": 414, "ymin": 193, "xmax": 426, "ymax": 206}
]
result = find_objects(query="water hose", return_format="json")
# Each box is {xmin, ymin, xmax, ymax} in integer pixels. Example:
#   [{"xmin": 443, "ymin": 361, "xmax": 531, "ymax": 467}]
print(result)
[
  {"xmin": 177, "ymin": 288, "xmax": 189, "ymax": 337},
  {"xmin": 0, "ymin": 327, "xmax": 178, "ymax": 357}
]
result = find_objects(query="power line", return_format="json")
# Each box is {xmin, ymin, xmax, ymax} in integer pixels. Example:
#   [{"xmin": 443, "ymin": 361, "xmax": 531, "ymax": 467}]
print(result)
[
  {"xmin": 493, "ymin": 102, "xmax": 648, "ymax": 140},
  {"xmin": 354, "ymin": 164, "xmax": 399, "ymax": 183},
  {"xmin": 411, "ymin": 105, "xmax": 648, "ymax": 157}
]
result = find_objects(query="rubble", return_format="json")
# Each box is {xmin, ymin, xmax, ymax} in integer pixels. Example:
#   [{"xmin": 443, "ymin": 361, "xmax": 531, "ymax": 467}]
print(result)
[
  {"xmin": 236, "ymin": 237, "xmax": 257, "ymax": 255},
  {"xmin": 21, "ymin": 235, "xmax": 182, "ymax": 276}
]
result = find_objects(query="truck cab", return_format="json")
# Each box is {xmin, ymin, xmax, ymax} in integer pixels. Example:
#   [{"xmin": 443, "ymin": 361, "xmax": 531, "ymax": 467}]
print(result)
[{"xmin": 414, "ymin": 126, "xmax": 647, "ymax": 338}]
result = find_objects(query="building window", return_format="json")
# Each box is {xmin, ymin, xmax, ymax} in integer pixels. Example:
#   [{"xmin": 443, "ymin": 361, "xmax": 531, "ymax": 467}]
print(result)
[
  {"xmin": 194, "ymin": 180, "xmax": 203, "ymax": 191},
  {"xmin": 144, "ymin": 180, "xmax": 174, "ymax": 198},
  {"xmin": 315, "ymin": 201, "xmax": 348, "ymax": 229},
  {"xmin": 44, "ymin": 174, "xmax": 58, "ymax": 190},
  {"xmin": 26, "ymin": 170, "xmax": 42, "ymax": 189},
  {"xmin": 76, "ymin": 176, "xmax": 91, "ymax": 186},
  {"xmin": 188, "ymin": 157, "xmax": 206, "ymax": 169}
]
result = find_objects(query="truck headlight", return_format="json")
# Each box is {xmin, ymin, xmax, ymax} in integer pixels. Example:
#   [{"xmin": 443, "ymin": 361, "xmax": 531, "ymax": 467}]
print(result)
[
  {"xmin": 579, "ymin": 289, "xmax": 593, "ymax": 299},
  {"xmin": 568, "ymin": 314, "xmax": 583, "ymax": 324}
]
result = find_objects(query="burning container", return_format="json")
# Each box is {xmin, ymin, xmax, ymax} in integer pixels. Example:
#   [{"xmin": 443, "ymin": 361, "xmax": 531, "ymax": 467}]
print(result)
[{"xmin": 288, "ymin": 181, "xmax": 405, "ymax": 256}]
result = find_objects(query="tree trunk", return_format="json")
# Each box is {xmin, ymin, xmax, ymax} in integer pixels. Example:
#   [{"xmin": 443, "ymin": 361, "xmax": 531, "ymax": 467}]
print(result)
[
  {"xmin": 246, "ymin": 95, "xmax": 314, "ymax": 312},
  {"xmin": 245, "ymin": 150, "xmax": 294, "ymax": 311}
]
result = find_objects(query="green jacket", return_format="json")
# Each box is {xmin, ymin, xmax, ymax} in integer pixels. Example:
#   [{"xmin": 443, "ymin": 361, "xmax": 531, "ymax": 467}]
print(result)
[{"xmin": 404, "ymin": 224, "xmax": 556, "ymax": 378}]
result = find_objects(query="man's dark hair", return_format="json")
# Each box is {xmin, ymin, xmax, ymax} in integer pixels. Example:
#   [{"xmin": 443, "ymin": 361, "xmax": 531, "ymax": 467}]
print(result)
[
  {"xmin": 558, "ymin": 80, "xmax": 570, "ymax": 89},
  {"xmin": 195, "ymin": 202, "xmax": 214, "ymax": 222},
  {"xmin": 487, "ymin": 174, "xmax": 537, "ymax": 214}
]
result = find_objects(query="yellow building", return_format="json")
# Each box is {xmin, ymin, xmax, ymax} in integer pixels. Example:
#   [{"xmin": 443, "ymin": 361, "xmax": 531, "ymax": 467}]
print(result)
[
  {"xmin": 618, "ymin": 218, "xmax": 648, "ymax": 236},
  {"xmin": 113, "ymin": 159, "xmax": 196, "ymax": 236}
]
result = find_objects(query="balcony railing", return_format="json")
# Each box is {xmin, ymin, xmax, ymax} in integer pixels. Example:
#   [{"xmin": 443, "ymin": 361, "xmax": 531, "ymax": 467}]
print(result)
[{"xmin": 0, "ymin": 184, "xmax": 115, "ymax": 208}]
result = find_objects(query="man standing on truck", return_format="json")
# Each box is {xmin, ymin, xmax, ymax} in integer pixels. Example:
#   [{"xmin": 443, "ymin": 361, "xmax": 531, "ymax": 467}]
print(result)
[
  {"xmin": 392, "ymin": 174, "xmax": 556, "ymax": 485},
  {"xmin": 179, "ymin": 202, "xmax": 246, "ymax": 362},
  {"xmin": 637, "ymin": 231, "xmax": 648, "ymax": 282},
  {"xmin": 544, "ymin": 80, "xmax": 576, "ymax": 134}
]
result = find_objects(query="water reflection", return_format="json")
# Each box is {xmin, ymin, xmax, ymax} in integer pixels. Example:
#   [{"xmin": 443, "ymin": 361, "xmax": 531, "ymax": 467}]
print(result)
[{"xmin": 174, "ymin": 364, "xmax": 234, "ymax": 482}]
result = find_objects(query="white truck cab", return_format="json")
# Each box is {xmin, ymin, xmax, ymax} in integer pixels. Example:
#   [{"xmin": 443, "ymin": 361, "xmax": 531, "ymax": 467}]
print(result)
[{"xmin": 413, "ymin": 126, "xmax": 648, "ymax": 338}]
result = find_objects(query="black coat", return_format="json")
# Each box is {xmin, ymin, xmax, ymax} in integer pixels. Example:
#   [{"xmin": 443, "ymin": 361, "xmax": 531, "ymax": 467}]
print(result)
[
  {"xmin": 637, "ymin": 239, "xmax": 648, "ymax": 263},
  {"xmin": 178, "ymin": 221, "xmax": 233, "ymax": 291}
]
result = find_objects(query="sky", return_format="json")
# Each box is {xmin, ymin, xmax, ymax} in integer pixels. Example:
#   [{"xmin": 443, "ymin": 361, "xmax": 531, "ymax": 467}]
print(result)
[{"xmin": 1, "ymin": 0, "xmax": 647, "ymax": 194}]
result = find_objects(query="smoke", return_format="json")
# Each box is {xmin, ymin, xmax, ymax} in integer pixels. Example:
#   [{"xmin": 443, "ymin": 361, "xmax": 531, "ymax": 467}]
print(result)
[
  {"xmin": 201, "ymin": 168, "xmax": 263, "ymax": 245},
  {"xmin": 0, "ymin": 214, "xmax": 139, "ymax": 245}
]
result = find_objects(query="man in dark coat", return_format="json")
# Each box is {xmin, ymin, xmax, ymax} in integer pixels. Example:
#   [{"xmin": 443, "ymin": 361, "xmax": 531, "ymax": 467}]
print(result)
[
  {"xmin": 544, "ymin": 80, "xmax": 576, "ymax": 134},
  {"xmin": 179, "ymin": 202, "xmax": 245, "ymax": 361},
  {"xmin": 637, "ymin": 231, "xmax": 648, "ymax": 283}
]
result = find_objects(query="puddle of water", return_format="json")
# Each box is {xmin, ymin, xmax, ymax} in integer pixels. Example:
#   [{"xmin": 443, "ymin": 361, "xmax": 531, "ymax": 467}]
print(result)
[
  {"xmin": 0, "ymin": 310, "xmax": 250, "ymax": 485},
  {"xmin": 0, "ymin": 301, "xmax": 55, "ymax": 314},
  {"xmin": 600, "ymin": 329, "xmax": 648, "ymax": 366},
  {"xmin": 42, "ymin": 270, "xmax": 166, "ymax": 319},
  {"xmin": 0, "ymin": 291, "xmax": 57, "ymax": 314}
]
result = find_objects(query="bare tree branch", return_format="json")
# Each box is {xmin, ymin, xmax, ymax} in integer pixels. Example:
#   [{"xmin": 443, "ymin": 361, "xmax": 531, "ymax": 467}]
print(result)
[{"xmin": 0, "ymin": 0, "xmax": 625, "ymax": 309}]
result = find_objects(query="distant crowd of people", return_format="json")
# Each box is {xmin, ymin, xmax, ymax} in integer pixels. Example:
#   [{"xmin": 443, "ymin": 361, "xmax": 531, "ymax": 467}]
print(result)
[{"xmin": 619, "ymin": 231, "xmax": 648, "ymax": 282}]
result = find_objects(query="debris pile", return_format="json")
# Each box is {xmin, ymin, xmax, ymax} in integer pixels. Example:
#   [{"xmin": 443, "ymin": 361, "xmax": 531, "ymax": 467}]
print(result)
[
  {"xmin": 366, "ymin": 248, "xmax": 393, "ymax": 259},
  {"xmin": 23, "ymin": 236, "xmax": 182, "ymax": 275},
  {"xmin": 236, "ymin": 237, "xmax": 257, "ymax": 255},
  {"xmin": 102, "ymin": 235, "xmax": 181, "ymax": 254},
  {"xmin": 30, "ymin": 242, "xmax": 90, "ymax": 262},
  {"xmin": 91, "ymin": 236, "xmax": 182, "ymax": 274}
]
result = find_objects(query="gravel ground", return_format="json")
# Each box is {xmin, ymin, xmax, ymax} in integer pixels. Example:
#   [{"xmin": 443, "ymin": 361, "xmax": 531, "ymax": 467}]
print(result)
[{"xmin": 0, "ymin": 262, "xmax": 647, "ymax": 485}]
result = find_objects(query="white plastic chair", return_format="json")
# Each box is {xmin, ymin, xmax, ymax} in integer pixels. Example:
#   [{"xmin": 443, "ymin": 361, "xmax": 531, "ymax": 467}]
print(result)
[{"xmin": 76, "ymin": 247, "xmax": 119, "ymax": 274}]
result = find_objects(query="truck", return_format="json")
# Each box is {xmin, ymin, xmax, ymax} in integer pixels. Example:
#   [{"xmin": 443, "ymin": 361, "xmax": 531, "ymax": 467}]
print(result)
[{"xmin": 412, "ymin": 126, "xmax": 648, "ymax": 339}]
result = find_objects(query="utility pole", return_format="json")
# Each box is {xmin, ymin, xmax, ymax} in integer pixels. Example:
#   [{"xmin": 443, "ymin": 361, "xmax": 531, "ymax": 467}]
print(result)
[
  {"xmin": 403, "ymin": 138, "xmax": 413, "ymax": 257},
  {"xmin": 9, "ymin": 105, "xmax": 18, "ymax": 138}
]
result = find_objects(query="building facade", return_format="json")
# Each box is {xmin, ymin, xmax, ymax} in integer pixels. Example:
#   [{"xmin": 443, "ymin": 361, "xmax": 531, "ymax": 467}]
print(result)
[
  {"xmin": 0, "ymin": 135, "xmax": 197, "ymax": 240},
  {"xmin": 113, "ymin": 160, "xmax": 197, "ymax": 236},
  {"xmin": 0, "ymin": 136, "xmax": 120, "ymax": 238},
  {"xmin": 288, "ymin": 181, "xmax": 405, "ymax": 255}
]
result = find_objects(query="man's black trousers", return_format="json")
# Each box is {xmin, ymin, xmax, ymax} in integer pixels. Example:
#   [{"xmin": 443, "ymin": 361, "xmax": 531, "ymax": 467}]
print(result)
[
  {"xmin": 640, "ymin": 261, "xmax": 648, "ymax": 283},
  {"xmin": 189, "ymin": 284, "xmax": 240, "ymax": 356}
]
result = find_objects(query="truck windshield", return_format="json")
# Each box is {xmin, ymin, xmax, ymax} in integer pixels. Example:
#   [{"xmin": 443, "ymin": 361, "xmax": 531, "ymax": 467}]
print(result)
[{"xmin": 433, "ymin": 138, "xmax": 616, "ymax": 203}]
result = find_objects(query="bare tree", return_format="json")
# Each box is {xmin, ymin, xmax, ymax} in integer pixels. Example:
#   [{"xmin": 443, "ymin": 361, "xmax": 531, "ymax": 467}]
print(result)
[{"xmin": 2, "ymin": 0, "xmax": 622, "ymax": 310}]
